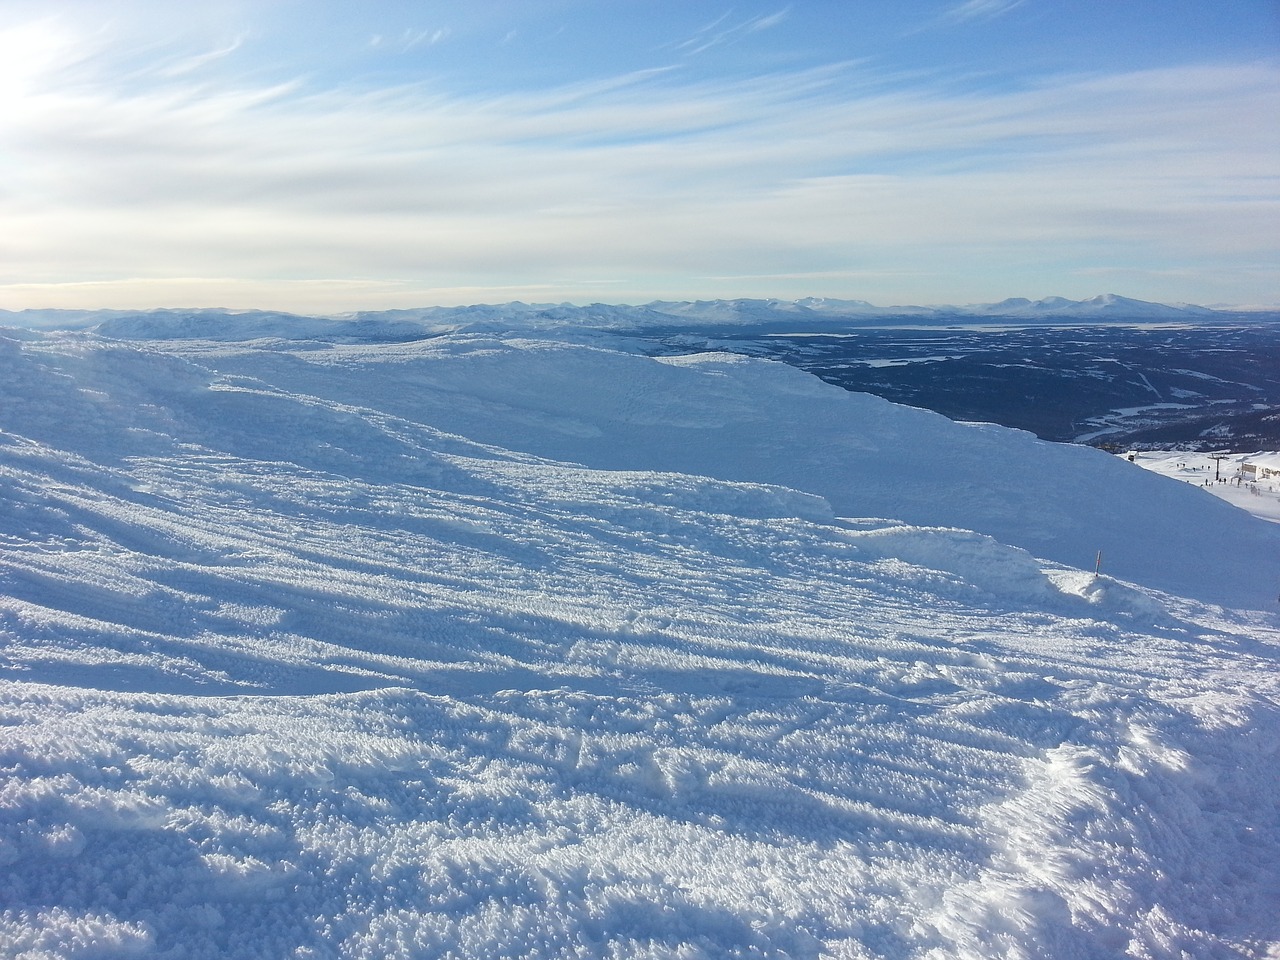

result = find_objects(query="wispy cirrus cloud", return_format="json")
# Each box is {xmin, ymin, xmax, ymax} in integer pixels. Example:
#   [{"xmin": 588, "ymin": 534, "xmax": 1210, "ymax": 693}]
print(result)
[
  {"xmin": 369, "ymin": 27, "xmax": 450, "ymax": 53},
  {"xmin": 674, "ymin": 7, "xmax": 790, "ymax": 56},
  {"xmin": 157, "ymin": 35, "xmax": 248, "ymax": 78},
  {"xmin": 941, "ymin": 0, "xmax": 1027, "ymax": 23},
  {"xmin": 0, "ymin": 8, "xmax": 1275, "ymax": 310}
]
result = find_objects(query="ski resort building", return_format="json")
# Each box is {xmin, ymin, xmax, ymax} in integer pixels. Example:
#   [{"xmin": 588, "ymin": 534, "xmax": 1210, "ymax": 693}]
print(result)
[{"xmin": 1240, "ymin": 453, "xmax": 1280, "ymax": 480}]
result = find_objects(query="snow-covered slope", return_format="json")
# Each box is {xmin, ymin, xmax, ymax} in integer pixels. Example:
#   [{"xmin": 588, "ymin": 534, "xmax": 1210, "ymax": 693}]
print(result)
[
  {"xmin": 2, "ymin": 328, "xmax": 1279, "ymax": 959},
  {"xmin": 1126, "ymin": 450, "xmax": 1280, "ymax": 524},
  {"xmin": 165, "ymin": 335, "xmax": 1279, "ymax": 608}
]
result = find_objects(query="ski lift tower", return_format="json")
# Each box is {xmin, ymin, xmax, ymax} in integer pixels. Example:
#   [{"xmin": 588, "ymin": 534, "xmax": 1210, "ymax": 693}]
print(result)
[{"xmin": 1210, "ymin": 453, "xmax": 1230, "ymax": 481}]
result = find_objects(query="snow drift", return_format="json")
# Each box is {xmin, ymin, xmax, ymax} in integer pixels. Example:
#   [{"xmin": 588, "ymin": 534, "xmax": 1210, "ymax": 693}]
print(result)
[{"xmin": 2, "ymin": 326, "xmax": 1279, "ymax": 959}]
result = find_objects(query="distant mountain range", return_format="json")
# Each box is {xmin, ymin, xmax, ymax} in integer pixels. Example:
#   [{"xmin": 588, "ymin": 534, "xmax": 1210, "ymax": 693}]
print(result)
[{"xmin": 0, "ymin": 294, "xmax": 1270, "ymax": 341}]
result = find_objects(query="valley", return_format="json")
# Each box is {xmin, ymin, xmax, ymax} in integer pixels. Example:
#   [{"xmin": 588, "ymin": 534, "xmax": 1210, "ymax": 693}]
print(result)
[{"xmin": 630, "ymin": 319, "xmax": 1280, "ymax": 451}]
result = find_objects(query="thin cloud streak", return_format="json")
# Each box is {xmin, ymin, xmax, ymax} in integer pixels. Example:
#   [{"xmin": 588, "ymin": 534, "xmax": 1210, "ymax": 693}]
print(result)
[
  {"xmin": 398, "ymin": 27, "xmax": 450, "ymax": 52},
  {"xmin": 674, "ymin": 7, "xmax": 790, "ymax": 55},
  {"xmin": 943, "ymin": 0, "xmax": 1027, "ymax": 23},
  {"xmin": 157, "ymin": 34, "xmax": 247, "ymax": 78}
]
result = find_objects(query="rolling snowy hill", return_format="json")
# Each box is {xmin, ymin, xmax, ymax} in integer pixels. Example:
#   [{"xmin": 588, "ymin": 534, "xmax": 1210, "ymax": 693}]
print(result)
[{"xmin": 2, "ymin": 325, "xmax": 1279, "ymax": 959}]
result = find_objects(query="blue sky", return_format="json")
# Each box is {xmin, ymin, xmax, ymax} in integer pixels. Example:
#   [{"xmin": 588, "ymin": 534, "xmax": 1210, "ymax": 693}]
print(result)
[{"xmin": 1, "ymin": 0, "xmax": 1276, "ymax": 311}]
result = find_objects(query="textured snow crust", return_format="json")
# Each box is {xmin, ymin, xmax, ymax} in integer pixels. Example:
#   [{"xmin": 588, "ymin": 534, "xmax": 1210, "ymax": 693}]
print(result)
[{"xmin": 2, "ymin": 328, "xmax": 1279, "ymax": 959}]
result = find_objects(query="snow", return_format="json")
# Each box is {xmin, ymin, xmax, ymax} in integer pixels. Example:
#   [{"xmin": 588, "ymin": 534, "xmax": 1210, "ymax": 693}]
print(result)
[
  {"xmin": 1125, "ymin": 450, "xmax": 1280, "ymax": 524},
  {"xmin": 962, "ymin": 294, "xmax": 1219, "ymax": 319},
  {"xmin": 2, "ymin": 325, "xmax": 1280, "ymax": 959}
]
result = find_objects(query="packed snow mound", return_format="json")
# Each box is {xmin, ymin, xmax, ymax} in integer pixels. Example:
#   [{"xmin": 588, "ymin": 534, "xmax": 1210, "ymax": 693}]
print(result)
[{"xmin": 3, "ymin": 329, "xmax": 1280, "ymax": 960}]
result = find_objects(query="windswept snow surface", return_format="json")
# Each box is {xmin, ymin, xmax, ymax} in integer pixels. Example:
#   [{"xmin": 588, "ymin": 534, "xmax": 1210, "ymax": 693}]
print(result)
[{"xmin": 2, "ymin": 328, "xmax": 1280, "ymax": 959}]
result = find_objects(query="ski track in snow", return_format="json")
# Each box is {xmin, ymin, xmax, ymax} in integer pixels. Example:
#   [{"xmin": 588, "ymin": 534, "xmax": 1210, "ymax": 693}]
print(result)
[{"xmin": 2, "ymin": 329, "xmax": 1280, "ymax": 959}]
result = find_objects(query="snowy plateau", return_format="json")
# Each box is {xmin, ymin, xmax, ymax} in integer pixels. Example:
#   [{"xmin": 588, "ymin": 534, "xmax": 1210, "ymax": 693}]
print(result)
[{"xmin": 2, "ymin": 304, "xmax": 1280, "ymax": 960}]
